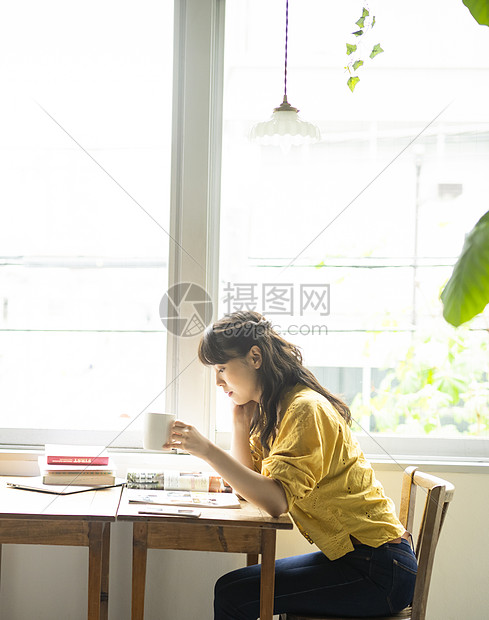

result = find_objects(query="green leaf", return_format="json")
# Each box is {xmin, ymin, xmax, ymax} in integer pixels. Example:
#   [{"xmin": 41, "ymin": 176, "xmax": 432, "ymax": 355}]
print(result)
[
  {"xmin": 356, "ymin": 8, "xmax": 370, "ymax": 28},
  {"xmin": 353, "ymin": 29, "xmax": 364, "ymax": 37},
  {"xmin": 347, "ymin": 76, "xmax": 360, "ymax": 92},
  {"xmin": 370, "ymin": 43, "xmax": 384, "ymax": 59},
  {"xmin": 346, "ymin": 43, "xmax": 357, "ymax": 55},
  {"xmin": 441, "ymin": 210, "xmax": 489, "ymax": 326},
  {"xmin": 353, "ymin": 60, "xmax": 364, "ymax": 71},
  {"xmin": 372, "ymin": 16, "xmax": 376, "ymax": 28},
  {"xmin": 424, "ymin": 421, "xmax": 437, "ymax": 434},
  {"xmin": 463, "ymin": 0, "xmax": 489, "ymax": 26},
  {"xmin": 433, "ymin": 375, "xmax": 468, "ymax": 404}
]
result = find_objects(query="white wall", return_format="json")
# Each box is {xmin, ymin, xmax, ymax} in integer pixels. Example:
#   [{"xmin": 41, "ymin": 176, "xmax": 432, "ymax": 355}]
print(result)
[{"xmin": 0, "ymin": 465, "xmax": 487, "ymax": 620}]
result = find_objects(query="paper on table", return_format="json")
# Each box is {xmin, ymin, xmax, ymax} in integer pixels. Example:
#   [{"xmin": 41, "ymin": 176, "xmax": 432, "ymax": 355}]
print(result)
[{"xmin": 127, "ymin": 488, "xmax": 241, "ymax": 508}]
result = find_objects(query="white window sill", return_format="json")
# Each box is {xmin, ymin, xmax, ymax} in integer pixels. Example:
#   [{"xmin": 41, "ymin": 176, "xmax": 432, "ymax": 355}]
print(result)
[
  {"xmin": 1, "ymin": 445, "xmax": 489, "ymax": 479},
  {"xmin": 365, "ymin": 456, "xmax": 489, "ymax": 474}
]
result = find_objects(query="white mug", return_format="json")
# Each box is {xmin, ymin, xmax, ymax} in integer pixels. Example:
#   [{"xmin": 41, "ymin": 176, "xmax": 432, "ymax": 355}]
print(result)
[{"xmin": 143, "ymin": 412, "xmax": 176, "ymax": 451}]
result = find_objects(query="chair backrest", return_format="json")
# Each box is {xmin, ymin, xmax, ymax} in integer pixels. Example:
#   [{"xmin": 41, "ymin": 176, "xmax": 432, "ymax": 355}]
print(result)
[
  {"xmin": 281, "ymin": 468, "xmax": 455, "ymax": 620},
  {"xmin": 398, "ymin": 467, "xmax": 455, "ymax": 620}
]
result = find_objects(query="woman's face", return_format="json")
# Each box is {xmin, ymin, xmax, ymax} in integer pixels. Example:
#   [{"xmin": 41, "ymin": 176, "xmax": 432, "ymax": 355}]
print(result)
[{"xmin": 214, "ymin": 346, "xmax": 262, "ymax": 405}]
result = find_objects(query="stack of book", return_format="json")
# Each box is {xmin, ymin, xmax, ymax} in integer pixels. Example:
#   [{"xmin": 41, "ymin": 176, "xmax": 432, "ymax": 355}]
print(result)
[{"xmin": 39, "ymin": 445, "xmax": 116, "ymax": 486}]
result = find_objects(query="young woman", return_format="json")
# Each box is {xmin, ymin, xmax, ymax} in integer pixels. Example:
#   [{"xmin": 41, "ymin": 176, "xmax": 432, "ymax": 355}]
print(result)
[{"xmin": 165, "ymin": 311, "xmax": 417, "ymax": 619}]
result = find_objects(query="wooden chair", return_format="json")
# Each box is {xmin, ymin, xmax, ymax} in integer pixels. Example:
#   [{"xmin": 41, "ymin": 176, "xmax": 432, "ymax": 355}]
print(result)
[{"xmin": 280, "ymin": 466, "xmax": 455, "ymax": 620}]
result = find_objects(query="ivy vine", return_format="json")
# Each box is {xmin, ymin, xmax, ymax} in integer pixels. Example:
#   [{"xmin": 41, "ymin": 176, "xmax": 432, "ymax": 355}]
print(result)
[{"xmin": 345, "ymin": 6, "xmax": 383, "ymax": 92}]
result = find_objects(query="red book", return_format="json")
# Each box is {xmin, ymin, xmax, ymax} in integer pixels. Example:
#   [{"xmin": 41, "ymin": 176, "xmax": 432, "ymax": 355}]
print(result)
[{"xmin": 45, "ymin": 444, "xmax": 109, "ymax": 466}]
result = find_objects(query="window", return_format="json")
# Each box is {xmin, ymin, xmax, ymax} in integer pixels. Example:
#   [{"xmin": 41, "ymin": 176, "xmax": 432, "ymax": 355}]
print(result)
[
  {"xmin": 0, "ymin": 0, "xmax": 174, "ymax": 446},
  {"xmin": 2, "ymin": 1, "xmax": 488, "ymax": 462},
  {"xmin": 218, "ymin": 0, "xmax": 489, "ymax": 453}
]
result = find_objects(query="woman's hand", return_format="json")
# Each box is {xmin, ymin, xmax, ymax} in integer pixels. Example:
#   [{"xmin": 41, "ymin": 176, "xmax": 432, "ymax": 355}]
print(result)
[
  {"xmin": 232, "ymin": 401, "xmax": 258, "ymax": 431},
  {"xmin": 164, "ymin": 420, "xmax": 212, "ymax": 459}
]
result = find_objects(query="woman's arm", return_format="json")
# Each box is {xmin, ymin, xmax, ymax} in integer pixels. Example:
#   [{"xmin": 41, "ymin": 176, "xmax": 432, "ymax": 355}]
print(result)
[
  {"xmin": 165, "ymin": 420, "xmax": 288, "ymax": 518},
  {"xmin": 230, "ymin": 402, "xmax": 256, "ymax": 470}
]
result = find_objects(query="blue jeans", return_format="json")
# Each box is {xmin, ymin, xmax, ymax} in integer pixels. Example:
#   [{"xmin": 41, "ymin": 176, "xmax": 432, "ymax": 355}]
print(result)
[{"xmin": 214, "ymin": 539, "xmax": 417, "ymax": 619}]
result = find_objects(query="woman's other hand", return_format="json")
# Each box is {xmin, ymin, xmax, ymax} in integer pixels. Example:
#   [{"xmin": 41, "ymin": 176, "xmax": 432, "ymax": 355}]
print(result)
[
  {"xmin": 232, "ymin": 401, "xmax": 258, "ymax": 430},
  {"xmin": 231, "ymin": 401, "xmax": 257, "ymax": 470}
]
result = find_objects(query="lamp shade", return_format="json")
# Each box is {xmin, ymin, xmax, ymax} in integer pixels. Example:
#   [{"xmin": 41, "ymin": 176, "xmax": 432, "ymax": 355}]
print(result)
[{"xmin": 250, "ymin": 98, "xmax": 320, "ymax": 149}]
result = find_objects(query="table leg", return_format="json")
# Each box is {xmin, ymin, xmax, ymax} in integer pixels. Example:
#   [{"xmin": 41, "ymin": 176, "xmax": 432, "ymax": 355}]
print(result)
[
  {"xmin": 132, "ymin": 522, "xmax": 148, "ymax": 620},
  {"xmin": 100, "ymin": 523, "xmax": 111, "ymax": 620},
  {"xmin": 247, "ymin": 553, "xmax": 259, "ymax": 566},
  {"xmin": 260, "ymin": 529, "xmax": 277, "ymax": 620},
  {"xmin": 88, "ymin": 522, "xmax": 104, "ymax": 620}
]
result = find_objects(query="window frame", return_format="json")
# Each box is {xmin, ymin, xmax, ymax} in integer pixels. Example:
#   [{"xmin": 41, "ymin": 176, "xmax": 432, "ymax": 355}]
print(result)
[{"xmin": 164, "ymin": 0, "xmax": 225, "ymax": 437}]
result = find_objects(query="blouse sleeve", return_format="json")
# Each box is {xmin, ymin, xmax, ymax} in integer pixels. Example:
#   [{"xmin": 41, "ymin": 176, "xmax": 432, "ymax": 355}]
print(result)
[{"xmin": 261, "ymin": 398, "xmax": 340, "ymax": 511}]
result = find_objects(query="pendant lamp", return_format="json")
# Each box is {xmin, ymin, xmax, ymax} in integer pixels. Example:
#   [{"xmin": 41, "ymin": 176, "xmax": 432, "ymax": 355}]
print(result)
[{"xmin": 250, "ymin": 0, "xmax": 320, "ymax": 149}]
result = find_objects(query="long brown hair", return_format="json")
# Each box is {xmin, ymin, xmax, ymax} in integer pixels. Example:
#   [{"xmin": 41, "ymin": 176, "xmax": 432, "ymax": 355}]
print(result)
[{"xmin": 198, "ymin": 311, "xmax": 351, "ymax": 451}]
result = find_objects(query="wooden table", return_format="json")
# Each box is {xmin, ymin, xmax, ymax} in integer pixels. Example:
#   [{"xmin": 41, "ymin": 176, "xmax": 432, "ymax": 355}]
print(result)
[
  {"xmin": 0, "ymin": 477, "xmax": 124, "ymax": 620},
  {"xmin": 117, "ymin": 488, "xmax": 293, "ymax": 620}
]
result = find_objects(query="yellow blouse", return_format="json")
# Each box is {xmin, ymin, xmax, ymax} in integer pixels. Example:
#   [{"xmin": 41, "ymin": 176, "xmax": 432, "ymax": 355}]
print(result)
[{"xmin": 250, "ymin": 384, "xmax": 405, "ymax": 561}]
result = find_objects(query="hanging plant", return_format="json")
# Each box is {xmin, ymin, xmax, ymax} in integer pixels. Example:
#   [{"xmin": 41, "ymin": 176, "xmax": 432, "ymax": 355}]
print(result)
[
  {"xmin": 462, "ymin": 0, "xmax": 489, "ymax": 26},
  {"xmin": 345, "ymin": 6, "xmax": 383, "ymax": 92},
  {"xmin": 441, "ymin": 210, "xmax": 489, "ymax": 326}
]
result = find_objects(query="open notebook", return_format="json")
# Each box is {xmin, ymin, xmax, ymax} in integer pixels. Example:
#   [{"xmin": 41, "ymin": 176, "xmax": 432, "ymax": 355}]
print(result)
[{"xmin": 6, "ymin": 476, "xmax": 124, "ymax": 495}]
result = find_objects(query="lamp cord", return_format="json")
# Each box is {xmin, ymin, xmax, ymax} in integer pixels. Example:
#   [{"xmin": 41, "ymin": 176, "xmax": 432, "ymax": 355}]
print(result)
[{"xmin": 284, "ymin": 0, "xmax": 289, "ymax": 100}]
